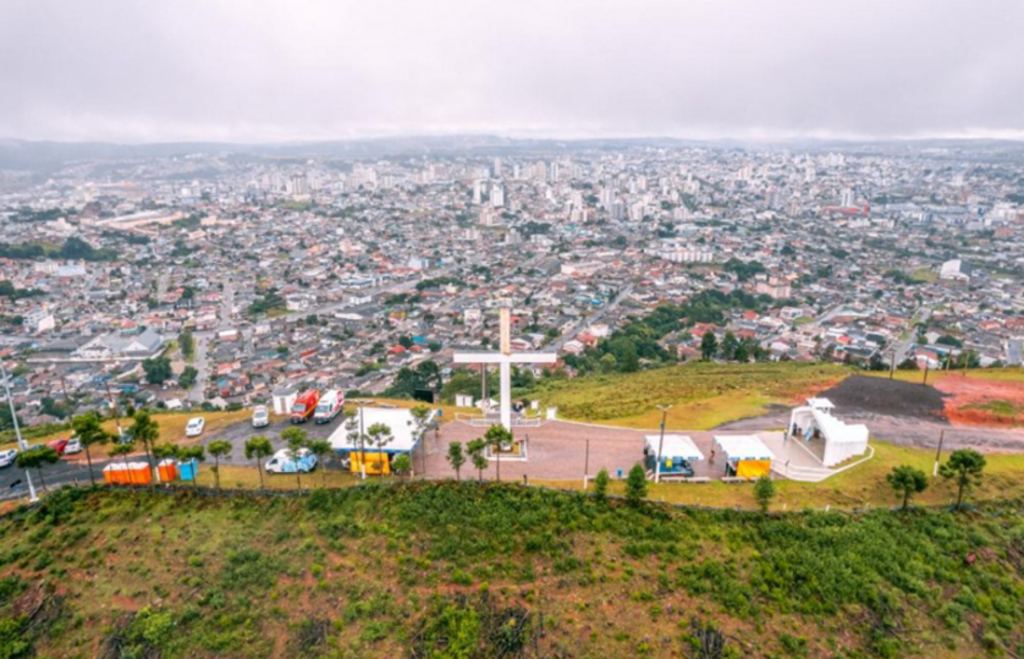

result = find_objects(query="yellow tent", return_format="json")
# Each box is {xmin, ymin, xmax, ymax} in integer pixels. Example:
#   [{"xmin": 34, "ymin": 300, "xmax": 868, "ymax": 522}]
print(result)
[
  {"xmin": 735, "ymin": 460, "xmax": 771, "ymax": 479},
  {"xmin": 350, "ymin": 451, "xmax": 390, "ymax": 475}
]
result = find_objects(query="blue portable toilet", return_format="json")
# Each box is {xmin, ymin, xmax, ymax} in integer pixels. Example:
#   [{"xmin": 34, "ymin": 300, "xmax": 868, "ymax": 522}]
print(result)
[{"xmin": 179, "ymin": 459, "xmax": 198, "ymax": 482}]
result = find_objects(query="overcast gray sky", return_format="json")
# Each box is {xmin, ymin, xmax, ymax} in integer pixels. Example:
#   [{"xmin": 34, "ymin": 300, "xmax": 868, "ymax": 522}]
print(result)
[{"xmin": 2, "ymin": 0, "xmax": 1022, "ymax": 142}]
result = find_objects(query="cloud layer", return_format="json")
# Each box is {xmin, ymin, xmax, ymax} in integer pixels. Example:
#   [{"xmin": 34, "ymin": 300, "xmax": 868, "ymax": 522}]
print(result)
[{"xmin": 2, "ymin": 0, "xmax": 1022, "ymax": 142}]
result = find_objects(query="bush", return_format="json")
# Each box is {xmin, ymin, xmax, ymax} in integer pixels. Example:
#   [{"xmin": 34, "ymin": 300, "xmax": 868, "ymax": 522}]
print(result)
[
  {"xmin": 754, "ymin": 475, "xmax": 775, "ymax": 514},
  {"xmin": 625, "ymin": 464, "xmax": 647, "ymax": 506},
  {"xmin": 593, "ymin": 468, "xmax": 610, "ymax": 502}
]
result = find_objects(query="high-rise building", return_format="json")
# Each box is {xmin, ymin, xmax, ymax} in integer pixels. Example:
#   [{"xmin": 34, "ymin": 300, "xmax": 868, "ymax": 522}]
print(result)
[{"xmin": 491, "ymin": 183, "xmax": 504, "ymax": 208}]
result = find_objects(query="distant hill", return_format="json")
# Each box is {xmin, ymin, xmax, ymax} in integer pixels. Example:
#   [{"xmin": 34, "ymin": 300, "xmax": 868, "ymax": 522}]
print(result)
[{"xmin": 2, "ymin": 485, "xmax": 1022, "ymax": 658}]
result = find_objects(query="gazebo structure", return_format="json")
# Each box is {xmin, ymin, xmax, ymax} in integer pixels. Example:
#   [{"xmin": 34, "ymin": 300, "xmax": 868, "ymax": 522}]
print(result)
[
  {"xmin": 787, "ymin": 397, "xmax": 869, "ymax": 467},
  {"xmin": 643, "ymin": 434, "xmax": 704, "ymax": 479},
  {"xmin": 713, "ymin": 435, "xmax": 775, "ymax": 479}
]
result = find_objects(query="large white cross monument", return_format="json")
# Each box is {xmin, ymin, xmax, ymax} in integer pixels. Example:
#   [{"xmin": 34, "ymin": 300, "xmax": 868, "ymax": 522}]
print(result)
[{"xmin": 453, "ymin": 307, "xmax": 557, "ymax": 431}]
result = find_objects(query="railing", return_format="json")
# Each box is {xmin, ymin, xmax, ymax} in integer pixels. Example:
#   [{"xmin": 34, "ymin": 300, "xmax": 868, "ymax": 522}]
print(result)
[{"xmin": 454, "ymin": 413, "xmax": 544, "ymax": 427}]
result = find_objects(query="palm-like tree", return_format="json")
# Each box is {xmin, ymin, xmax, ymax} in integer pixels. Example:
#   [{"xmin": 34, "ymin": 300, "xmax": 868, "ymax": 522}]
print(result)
[
  {"xmin": 245, "ymin": 435, "xmax": 274, "ymax": 493},
  {"xmin": 152, "ymin": 443, "xmax": 180, "ymax": 483},
  {"xmin": 366, "ymin": 423, "xmax": 393, "ymax": 477},
  {"xmin": 307, "ymin": 439, "xmax": 334, "ymax": 487},
  {"xmin": 15, "ymin": 446, "xmax": 59, "ymax": 492},
  {"xmin": 467, "ymin": 438, "xmax": 488, "ymax": 482},
  {"xmin": 128, "ymin": 409, "xmax": 160, "ymax": 489},
  {"xmin": 484, "ymin": 424, "xmax": 512, "ymax": 482},
  {"xmin": 71, "ymin": 411, "xmax": 113, "ymax": 486},
  {"xmin": 281, "ymin": 426, "xmax": 309, "ymax": 490},
  {"xmin": 207, "ymin": 440, "xmax": 233, "ymax": 490}
]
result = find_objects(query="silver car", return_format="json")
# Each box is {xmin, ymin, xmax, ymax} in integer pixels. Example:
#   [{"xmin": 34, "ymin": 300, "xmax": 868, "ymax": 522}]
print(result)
[
  {"xmin": 252, "ymin": 405, "xmax": 269, "ymax": 428},
  {"xmin": 0, "ymin": 448, "xmax": 18, "ymax": 468}
]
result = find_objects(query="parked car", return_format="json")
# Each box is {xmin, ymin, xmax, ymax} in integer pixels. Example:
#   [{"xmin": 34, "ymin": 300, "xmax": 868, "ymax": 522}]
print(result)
[
  {"xmin": 48, "ymin": 438, "xmax": 70, "ymax": 456},
  {"xmin": 252, "ymin": 405, "xmax": 270, "ymax": 428},
  {"xmin": 264, "ymin": 448, "xmax": 318, "ymax": 474},
  {"xmin": 185, "ymin": 417, "xmax": 206, "ymax": 437},
  {"xmin": 64, "ymin": 437, "xmax": 83, "ymax": 455},
  {"xmin": 0, "ymin": 448, "xmax": 18, "ymax": 468}
]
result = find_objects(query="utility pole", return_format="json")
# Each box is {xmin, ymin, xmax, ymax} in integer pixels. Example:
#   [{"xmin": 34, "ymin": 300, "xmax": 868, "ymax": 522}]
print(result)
[
  {"xmin": 583, "ymin": 438, "xmax": 590, "ymax": 489},
  {"xmin": 1, "ymin": 361, "xmax": 38, "ymax": 503},
  {"xmin": 103, "ymin": 380, "xmax": 124, "ymax": 438},
  {"xmin": 654, "ymin": 404, "xmax": 672, "ymax": 484},
  {"xmin": 922, "ymin": 359, "xmax": 930, "ymax": 386},
  {"xmin": 933, "ymin": 430, "xmax": 945, "ymax": 477},
  {"xmin": 888, "ymin": 347, "xmax": 896, "ymax": 380}
]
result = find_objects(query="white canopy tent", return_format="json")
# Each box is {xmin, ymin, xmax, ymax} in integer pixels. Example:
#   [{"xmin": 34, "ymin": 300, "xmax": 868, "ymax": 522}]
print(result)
[
  {"xmin": 788, "ymin": 397, "xmax": 869, "ymax": 467},
  {"xmin": 643, "ymin": 434, "xmax": 704, "ymax": 462},
  {"xmin": 713, "ymin": 435, "xmax": 774, "ymax": 462}
]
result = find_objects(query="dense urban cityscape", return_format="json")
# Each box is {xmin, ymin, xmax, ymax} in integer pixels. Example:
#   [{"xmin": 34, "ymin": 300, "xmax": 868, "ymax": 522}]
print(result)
[{"xmin": 2, "ymin": 139, "xmax": 1023, "ymax": 427}]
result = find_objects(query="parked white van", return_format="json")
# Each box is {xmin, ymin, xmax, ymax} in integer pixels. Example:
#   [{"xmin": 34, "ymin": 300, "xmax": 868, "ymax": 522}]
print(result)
[{"xmin": 313, "ymin": 389, "xmax": 344, "ymax": 424}]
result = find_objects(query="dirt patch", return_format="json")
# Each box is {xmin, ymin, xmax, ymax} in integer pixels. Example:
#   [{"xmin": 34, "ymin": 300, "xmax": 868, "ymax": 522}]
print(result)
[
  {"xmin": 935, "ymin": 377, "xmax": 1024, "ymax": 427},
  {"xmin": 818, "ymin": 375, "xmax": 948, "ymax": 421}
]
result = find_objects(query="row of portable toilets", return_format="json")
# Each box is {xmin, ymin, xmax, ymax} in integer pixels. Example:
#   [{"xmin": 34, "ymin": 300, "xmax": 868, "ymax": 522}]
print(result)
[{"xmin": 102, "ymin": 459, "xmax": 200, "ymax": 485}]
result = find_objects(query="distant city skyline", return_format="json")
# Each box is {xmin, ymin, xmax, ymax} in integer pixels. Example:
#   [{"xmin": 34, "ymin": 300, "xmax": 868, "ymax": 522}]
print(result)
[{"xmin": 2, "ymin": 0, "xmax": 1023, "ymax": 143}]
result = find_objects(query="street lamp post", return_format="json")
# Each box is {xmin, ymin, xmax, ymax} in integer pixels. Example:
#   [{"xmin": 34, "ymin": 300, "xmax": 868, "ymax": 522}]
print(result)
[
  {"xmin": 654, "ymin": 404, "xmax": 672, "ymax": 484},
  {"xmin": 1, "ymin": 361, "xmax": 38, "ymax": 503}
]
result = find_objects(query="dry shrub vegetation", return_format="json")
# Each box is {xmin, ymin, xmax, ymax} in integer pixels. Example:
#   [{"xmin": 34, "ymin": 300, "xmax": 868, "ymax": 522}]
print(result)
[{"xmin": 1, "ymin": 483, "xmax": 1023, "ymax": 658}]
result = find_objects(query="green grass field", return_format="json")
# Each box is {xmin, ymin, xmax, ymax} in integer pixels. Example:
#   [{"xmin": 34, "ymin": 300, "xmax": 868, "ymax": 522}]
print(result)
[
  {"xmin": 2, "ymin": 485, "xmax": 1023, "ymax": 658},
  {"xmin": 532, "ymin": 362, "xmax": 850, "ymax": 429}
]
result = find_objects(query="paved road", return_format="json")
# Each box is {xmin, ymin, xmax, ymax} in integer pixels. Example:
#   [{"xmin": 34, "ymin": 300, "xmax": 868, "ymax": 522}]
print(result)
[{"xmin": 0, "ymin": 414, "xmax": 352, "ymax": 502}]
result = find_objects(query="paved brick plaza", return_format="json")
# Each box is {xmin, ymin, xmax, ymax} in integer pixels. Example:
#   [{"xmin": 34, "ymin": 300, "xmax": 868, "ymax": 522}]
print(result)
[{"xmin": 419, "ymin": 419, "xmax": 791, "ymax": 482}]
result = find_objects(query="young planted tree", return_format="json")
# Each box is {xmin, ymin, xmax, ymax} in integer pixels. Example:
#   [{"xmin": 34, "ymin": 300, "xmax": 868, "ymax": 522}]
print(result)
[
  {"xmin": 127, "ymin": 409, "xmax": 160, "ymax": 487},
  {"xmin": 391, "ymin": 453, "xmax": 412, "ymax": 480},
  {"xmin": 207, "ymin": 440, "xmax": 232, "ymax": 490},
  {"xmin": 152, "ymin": 443, "xmax": 180, "ymax": 483},
  {"xmin": 753, "ymin": 475, "xmax": 776, "ymax": 515},
  {"xmin": 366, "ymin": 422, "xmax": 393, "ymax": 478},
  {"xmin": 886, "ymin": 465, "xmax": 929, "ymax": 510},
  {"xmin": 71, "ymin": 411, "xmax": 113, "ymax": 486},
  {"xmin": 281, "ymin": 426, "xmax": 309, "ymax": 490},
  {"xmin": 108, "ymin": 441, "xmax": 134, "ymax": 473},
  {"xmin": 939, "ymin": 449, "xmax": 986, "ymax": 510},
  {"xmin": 307, "ymin": 439, "xmax": 334, "ymax": 487},
  {"xmin": 15, "ymin": 446, "xmax": 59, "ymax": 492},
  {"xmin": 484, "ymin": 423, "xmax": 513, "ymax": 482},
  {"xmin": 446, "ymin": 442, "xmax": 466, "ymax": 481},
  {"xmin": 467, "ymin": 438, "xmax": 488, "ymax": 482},
  {"xmin": 244, "ymin": 435, "xmax": 274, "ymax": 492},
  {"xmin": 593, "ymin": 468, "xmax": 610, "ymax": 502},
  {"xmin": 625, "ymin": 463, "xmax": 648, "ymax": 506},
  {"xmin": 344, "ymin": 410, "xmax": 368, "ymax": 480}
]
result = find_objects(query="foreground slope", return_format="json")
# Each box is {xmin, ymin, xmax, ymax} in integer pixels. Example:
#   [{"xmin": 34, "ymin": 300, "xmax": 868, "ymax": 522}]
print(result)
[{"xmin": 1, "ymin": 485, "xmax": 1023, "ymax": 658}]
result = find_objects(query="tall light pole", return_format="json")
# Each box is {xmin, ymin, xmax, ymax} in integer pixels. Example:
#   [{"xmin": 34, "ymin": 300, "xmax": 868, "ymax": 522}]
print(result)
[
  {"xmin": 353, "ymin": 399, "xmax": 371, "ymax": 480},
  {"xmin": 654, "ymin": 404, "xmax": 672, "ymax": 484},
  {"xmin": 1, "ymin": 361, "xmax": 38, "ymax": 502}
]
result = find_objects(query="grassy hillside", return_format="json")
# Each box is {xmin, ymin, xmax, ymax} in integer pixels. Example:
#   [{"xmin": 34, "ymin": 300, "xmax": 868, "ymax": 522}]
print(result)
[
  {"xmin": 2, "ymin": 485, "xmax": 1023, "ymax": 659},
  {"xmin": 532, "ymin": 362, "xmax": 850, "ymax": 428}
]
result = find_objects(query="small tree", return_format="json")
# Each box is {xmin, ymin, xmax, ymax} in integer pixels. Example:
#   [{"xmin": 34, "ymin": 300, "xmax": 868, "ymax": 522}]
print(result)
[
  {"xmin": 307, "ymin": 439, "xmax": 334, "ymax": 487},
  {"xmin": 127, "ymin": 409, "xmax": 160, "ymax": 488},
  {"xmin": 343, "ymin": 410, "xmax": 367, "ymax": 480},
  {"xmin": 886, "ymin": 465, "xmax": 929, "ymax": 510},
  {"xmin": 625, "ymin": 463, "xmax": 648, "ymax": 506},
  {"xmin": 392, "ymin": 453, "xmax": 412, "ymax": 480},
  {"xmin": 245, "ymin": 435, "xmax": 274, "ymax": 492},
  {"xmin": 753, "ymin": 475, "xmax": 775, "ymax": 515},
  {"xmin": 447, "ymin": 442, "xmax": 466, "ymax": 481},
  {"xmin": 700, "ymin": 332, "xmax": 718, "ymax": 361},
  {"xmin": 593, "ymin": 468, "xmax": 610, "ymax": 502},
  {"xmin": 15, "ymin": 446, "xmax": 59, "ymax": 492},
  {"xmin": 207, "ymin": 440, "xmax": 232, "ymax": 490},
  {"xmin": 366, "ymin": 423, "xmax": 393, "ymax": 478},
  {"xmin": 152, "ymin": 443, "xmax": 179, "ymax": 483},
  {"xmin": 71, "ymin": 411, "xmax": 112, "ymax": 486},
  {"xmin": 484, "ymin": 424, "xmax": 513, "ymax": 482},
  {"xmin": 109, "ymin": 441, "xmax": 134, "ymax": 473},
  {"xmin": 281, "ymin": 426, "xmax": 309, "ymax": 490},
  {"xmin": 939, "ymin": 449, "xmax": 986, "ymax": 510},
  {"xmin": 467, "ymin": 438, "xmax": 488, "ymax": 481}
]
